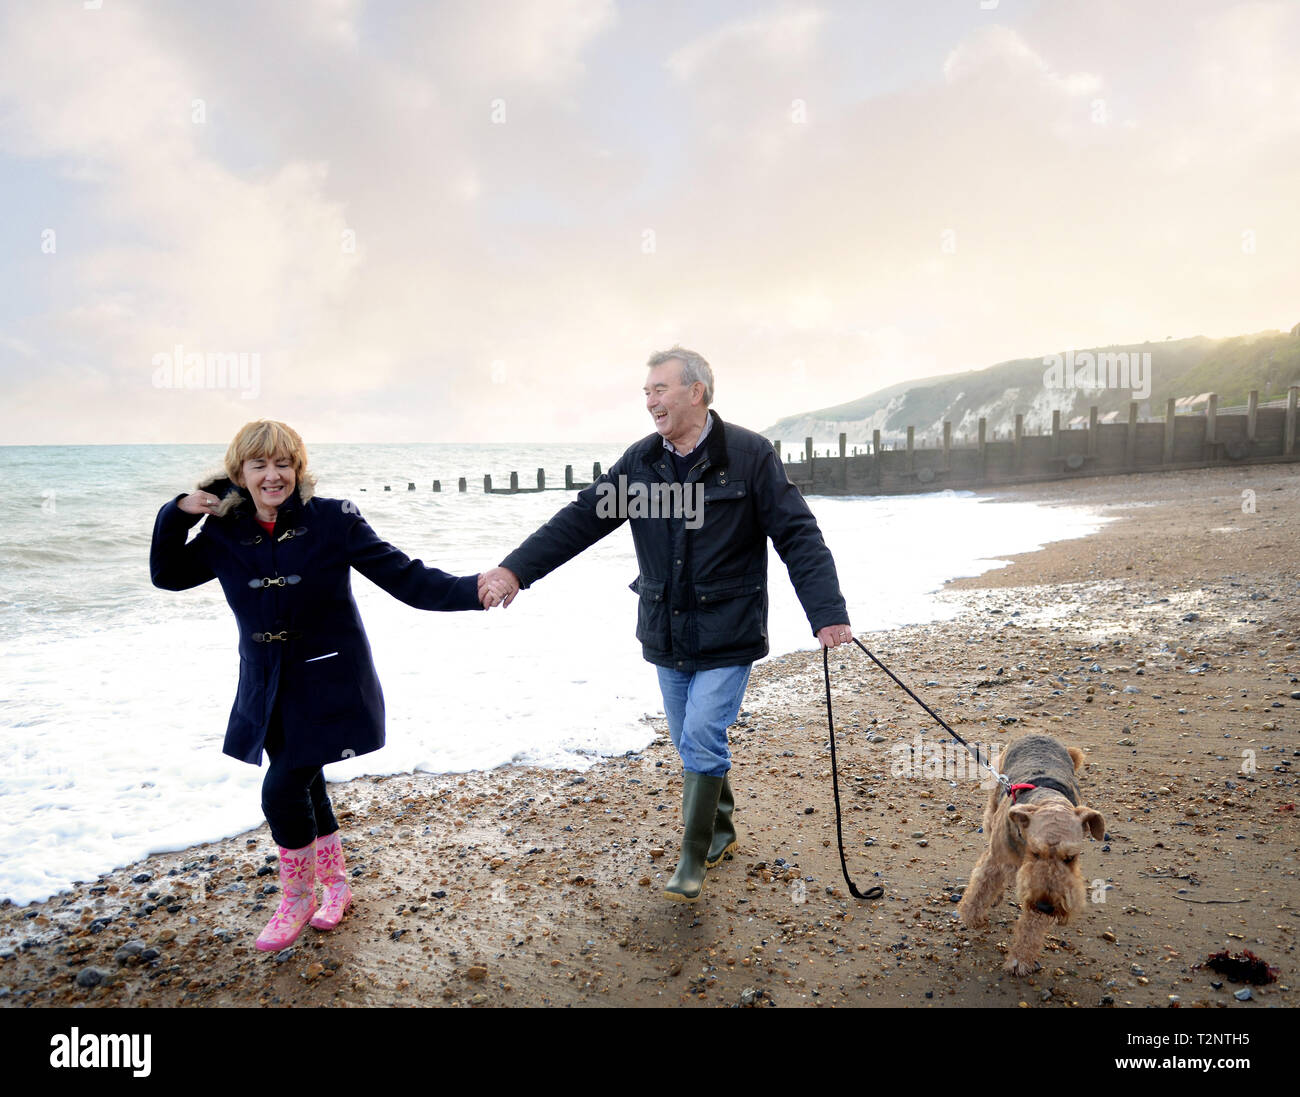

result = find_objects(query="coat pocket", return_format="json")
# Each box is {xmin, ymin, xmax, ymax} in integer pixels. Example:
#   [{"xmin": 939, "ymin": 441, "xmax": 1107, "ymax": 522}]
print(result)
[
  {"xmin": 693, "ymin": 572, "xmax": 765, "ymax": 658},
  {"xmin": 631, "ymin": 576, "xmax": 669, "ymax": 647},
  {"xmin": 234, "ymin": 657, "xmax": 267, "ymax": 723},
  {"xmin": 701, "ymin": 479, "xmax": 747, "ymax": 504},
  {"xmin": 294, "ymin": 650, "xmax": 362, "ymax": 724}
]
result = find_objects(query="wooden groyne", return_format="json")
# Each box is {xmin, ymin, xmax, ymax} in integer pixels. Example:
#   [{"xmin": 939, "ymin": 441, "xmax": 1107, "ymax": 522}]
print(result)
[
  {"xmin": 368, "ymin": 464, "xmax": 604, "ymax": 495},
  {"xmin": 778, "ymin": 387, "xmax": 1299, "ymax": 495},
  {"xmin": 361, "ymin": 387, "xmax": 1298, "ymax": 498}
]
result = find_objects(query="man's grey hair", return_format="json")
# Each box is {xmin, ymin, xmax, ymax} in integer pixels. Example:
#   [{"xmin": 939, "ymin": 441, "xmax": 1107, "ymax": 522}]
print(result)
[{"xmin": 647, "ymin": 346, "xmax": 714, "ymax": 406}]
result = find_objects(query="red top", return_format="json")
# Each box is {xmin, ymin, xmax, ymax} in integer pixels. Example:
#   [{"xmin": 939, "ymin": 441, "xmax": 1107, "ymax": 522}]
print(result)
[{"xmin": 258, "ymin": 519, "xmax": 276, "ymax": 535}]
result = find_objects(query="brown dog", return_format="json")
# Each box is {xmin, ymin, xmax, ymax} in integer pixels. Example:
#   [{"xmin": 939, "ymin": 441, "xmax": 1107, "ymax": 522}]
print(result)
[{"xmin": 957, "ymin": 734, "xmax": 1105, "ymax": 975}]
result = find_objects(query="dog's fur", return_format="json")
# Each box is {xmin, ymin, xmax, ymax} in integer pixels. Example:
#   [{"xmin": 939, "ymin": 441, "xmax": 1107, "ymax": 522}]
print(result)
[{"xmin": 957, "ymin": 734, "xmax": 1105, "ymax": 975}]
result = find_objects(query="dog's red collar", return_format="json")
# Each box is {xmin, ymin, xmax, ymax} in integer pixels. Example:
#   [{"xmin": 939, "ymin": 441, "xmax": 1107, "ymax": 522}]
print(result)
[{"xmin": 1006, "ymin": 783, "xmax": 1037, "ymax": 804}]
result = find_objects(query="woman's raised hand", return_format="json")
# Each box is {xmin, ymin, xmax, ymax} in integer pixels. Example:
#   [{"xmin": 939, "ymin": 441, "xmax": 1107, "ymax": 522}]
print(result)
[{"xmin": 177, "ymin": 490, "xmax": 222, "ymax": 516}]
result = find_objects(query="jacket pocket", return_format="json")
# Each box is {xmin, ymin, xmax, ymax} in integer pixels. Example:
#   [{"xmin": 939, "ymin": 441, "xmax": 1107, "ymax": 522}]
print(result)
[
  {"xmin": 693, "ymin": 572, "xmax": 765, "ymax": 658},
  {"xmin": 234, "ymin": 657, "xmax": 266, "ymax": 722},
  {"xmin": 295, "ymin": 650, "xmax": 362, "ymax": 724},
  {"xmin": 631, "ymin": 576, "xmax": 669, "ymax": 648},
  {"xmin": 701, "ymin": 479, "xmax": 747, "ymax": 504}
]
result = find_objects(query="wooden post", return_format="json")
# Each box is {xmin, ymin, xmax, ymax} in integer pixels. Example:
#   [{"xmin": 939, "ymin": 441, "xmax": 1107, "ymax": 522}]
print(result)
[
  {"xmin": 407, "ymin": 482, "xmax": 416, "ymax": 491},
  {"xmin": 1051, "ymin": 410, "xmax": 1061, "ymax": 457},
  {"xmin": 943, "ymin": 421, "xmax": 951, "ymax": 471},
  {"xmin": 978, "ymin": 418, "xmax": 987, "ymax": 481},
  {"xmin": 565, "ymin": 465, "xmax": 574, "ymax": 490},
  {"xmin": 510, "ymin": 471, "xmax": 519, "ymax": 491},
  {"xmin": 483, "ymin": 475, "xmax": 492, "ymax": 493},
  {"xmin": 805, "ymin": 437, "xmax": 813, "ymax": 462},
  {"xmin": 458, "ymin": 477, "xmax": 467, "ymax": 493},
  {"xmin": 1126, "ymin": 402, "xmax": 1138, "ymax": 469},
  {"xmin": 1205, "ymin": 394, "xmax": 1218, "ymax": 453},
  {"xmin": 906, "ymin": 425, "xmax": 915, "ymax": 473},
  {"xmin": 773, "ymin": 440, "xmax": 781, "ymax": 460},
  {"xmin": 593, "ymin": 461, "xmax": 602, "ymax": 481},
  {"xmin": 1014, "ymin": 413, "xmax": 1024, "ymax": 471},
  {"xmin": 432, "ymin": 480, "xmax": 441, "ymax": 492},
  {"xmin": 383, "ymin": 485, "xmax": 391, "ymax": 492},
  {"xmin": 872, "ymin": 429, "xmax": 882, "ymax": 489},
  {"xmin": 1087, "ymin": 406, "xmax": 1098, "ymax": 456},
  {"xmin": 1164, "ymin": 397, "xmax": 1177, "ymax": 464},
  {"xmin": 838, "ymin": 432, "xmax": 846, "ymax": 458},
  {"xmin": 1286, "ymin": 386, "xmax": 1299, "ymax": 455},
  {"xmin": 1247, "ymin": 390, "xmax": 1259, "ymax": 442}
]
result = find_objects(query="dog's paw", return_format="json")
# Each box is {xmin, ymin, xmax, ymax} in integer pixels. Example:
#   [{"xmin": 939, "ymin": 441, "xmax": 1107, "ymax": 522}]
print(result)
[
  {"xmin": 955, "ymin": 902, "xmax": 987, "ymax": 929},
  {"xmin": 1003, "ymin": 955, "xmax": 1039, "ymax": 977}
]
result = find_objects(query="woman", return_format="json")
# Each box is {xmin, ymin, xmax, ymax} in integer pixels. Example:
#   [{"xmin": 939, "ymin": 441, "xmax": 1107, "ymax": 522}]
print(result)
[{"xmin": 151, "ymin": 419, "xmax": 507, "ymax": 951}]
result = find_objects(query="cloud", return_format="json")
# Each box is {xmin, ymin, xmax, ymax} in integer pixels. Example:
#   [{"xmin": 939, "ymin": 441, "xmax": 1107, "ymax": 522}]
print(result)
[
  {"xmin": 0, "ymin": 1, "xmax": 1297, "ymax": 445},
  {"xmin": 943, "ymin": 25, "xmax": 1100, "ymax": 97}
]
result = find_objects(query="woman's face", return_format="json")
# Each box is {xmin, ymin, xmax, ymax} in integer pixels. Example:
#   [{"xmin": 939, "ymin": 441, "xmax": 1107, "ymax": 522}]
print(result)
[{"xmin": 238, "ymin": 452, "xmax": 296, "ymax": 515}]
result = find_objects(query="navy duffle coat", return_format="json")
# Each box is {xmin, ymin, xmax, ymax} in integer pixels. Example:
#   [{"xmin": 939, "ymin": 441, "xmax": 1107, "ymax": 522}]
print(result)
[{"xmin": 150, "ymin": 475, "xmax": 481, "ymax": 769}]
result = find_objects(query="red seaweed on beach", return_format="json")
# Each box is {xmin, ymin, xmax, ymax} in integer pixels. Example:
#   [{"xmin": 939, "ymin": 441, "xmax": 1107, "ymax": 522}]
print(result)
[{"xmin": 1196, "ymin": 950, "xmax": 1279, "ymax": 985}]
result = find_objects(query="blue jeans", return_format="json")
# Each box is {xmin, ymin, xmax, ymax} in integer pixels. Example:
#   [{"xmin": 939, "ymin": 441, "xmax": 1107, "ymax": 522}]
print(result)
[{"xmin": 655, "ymin": 664, "xmax": 752, "ymax": 777}]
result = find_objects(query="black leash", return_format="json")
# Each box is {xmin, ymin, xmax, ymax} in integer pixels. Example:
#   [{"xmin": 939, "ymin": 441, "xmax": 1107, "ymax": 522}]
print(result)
[{"xmin": 821, "ymin": 637, "xmax": 1009, "ymax": 903}]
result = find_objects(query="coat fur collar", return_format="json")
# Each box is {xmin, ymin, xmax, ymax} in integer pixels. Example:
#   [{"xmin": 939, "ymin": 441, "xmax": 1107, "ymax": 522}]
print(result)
[{"xmin": 196, "ymin": 470, "xmax": 315, "ymax": 519}]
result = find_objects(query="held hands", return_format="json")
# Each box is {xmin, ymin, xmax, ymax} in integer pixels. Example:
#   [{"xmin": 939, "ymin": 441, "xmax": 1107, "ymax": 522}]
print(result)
[
  {"xmin": 817, "ymin": 624, "xmax": 853, "ymax": 649},
  {"xmin": 478, "ymin": 566, "xmax": 521, "ymax": 609}
]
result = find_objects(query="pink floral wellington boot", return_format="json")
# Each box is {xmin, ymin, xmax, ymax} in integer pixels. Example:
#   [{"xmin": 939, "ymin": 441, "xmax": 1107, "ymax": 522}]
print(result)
[
  {"xmin": 255, "ymin": 842, "xmax": 318, "ymax": 951},
  {"xmin": 309, "ymin": 830, "xmax": 353, "ymax": 931}
]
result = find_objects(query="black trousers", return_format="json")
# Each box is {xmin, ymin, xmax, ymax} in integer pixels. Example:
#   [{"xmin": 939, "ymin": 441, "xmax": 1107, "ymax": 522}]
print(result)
[{"xmin": 261, "ymin": 706, "xmax": 340, "ymax": 850}]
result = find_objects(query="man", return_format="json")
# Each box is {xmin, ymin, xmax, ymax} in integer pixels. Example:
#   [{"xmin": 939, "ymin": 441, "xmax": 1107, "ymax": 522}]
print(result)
[{"xmin": 480, "ymin": 347, "xmax": 852, "ymax": 902}]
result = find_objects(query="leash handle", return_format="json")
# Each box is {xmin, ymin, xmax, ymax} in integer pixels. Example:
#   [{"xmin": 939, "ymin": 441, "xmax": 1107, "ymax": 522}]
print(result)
[{"xmin": 823, "ymin": 647, "xmax": 885, "ymax": 901}]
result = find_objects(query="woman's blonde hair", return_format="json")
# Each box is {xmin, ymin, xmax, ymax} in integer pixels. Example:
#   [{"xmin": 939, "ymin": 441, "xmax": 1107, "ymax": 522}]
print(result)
[{"xmin": 202, "ymin": 419, "xmax": 317, "ymax": 515}]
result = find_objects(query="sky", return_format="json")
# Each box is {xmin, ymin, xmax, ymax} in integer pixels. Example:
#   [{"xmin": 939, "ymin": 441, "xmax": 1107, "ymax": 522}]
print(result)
[{"xmin": 1, "ymin": 0, "xmax": 1297, "ymax": 445}]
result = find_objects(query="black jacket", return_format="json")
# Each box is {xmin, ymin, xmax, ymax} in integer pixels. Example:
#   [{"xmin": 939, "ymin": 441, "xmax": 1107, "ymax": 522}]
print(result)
[
  {"xmin": 501, "ymin": 412, "xmax": 848, "ymax": 671},
  {"xmin": 150, "ymin": 476, "xmax": 481, "ymax": 769}
]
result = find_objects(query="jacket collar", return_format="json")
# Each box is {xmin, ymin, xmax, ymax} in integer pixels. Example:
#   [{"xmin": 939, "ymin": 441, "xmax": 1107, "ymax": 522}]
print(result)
[
  {"xmin": 639, "ymin": 410, "xmax": 730, "ymax": 475},
  {"xmin": 196, "ymin": 472, "xmax": 313, "ymax": 523}
]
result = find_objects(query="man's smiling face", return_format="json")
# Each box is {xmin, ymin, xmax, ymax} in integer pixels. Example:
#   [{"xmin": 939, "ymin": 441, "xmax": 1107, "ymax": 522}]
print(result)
[{"xmin": 644, "ymin": 359, "xmax": 705, "ymax": 448}]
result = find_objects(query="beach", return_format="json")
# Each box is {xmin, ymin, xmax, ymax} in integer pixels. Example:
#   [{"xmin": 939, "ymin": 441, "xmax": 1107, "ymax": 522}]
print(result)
[{"xmin": 1, "ymin": 463, "xmax": 1296, "ymax": 1009}]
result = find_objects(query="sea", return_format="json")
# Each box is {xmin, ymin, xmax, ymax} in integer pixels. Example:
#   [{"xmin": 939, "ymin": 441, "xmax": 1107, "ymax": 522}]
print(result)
[{"xmin": 0, "ymin": 442, "xmax": 1111, "ymax": 904}]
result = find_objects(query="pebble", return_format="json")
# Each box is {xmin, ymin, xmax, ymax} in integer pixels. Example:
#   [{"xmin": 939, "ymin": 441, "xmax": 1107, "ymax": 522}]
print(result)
[
  {"xmin": 1234, "ymin": 988, "xmax": 1253, "ymax": 1002},
  {"xmin": 75, "ymin": 968, "xmax": 103, "ymax": 988}
]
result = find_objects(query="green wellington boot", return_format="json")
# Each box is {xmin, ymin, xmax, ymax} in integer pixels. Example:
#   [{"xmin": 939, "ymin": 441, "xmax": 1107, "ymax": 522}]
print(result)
[
  {"xmin": 705, "ymin": 773, "xmax": 737, "ymax": 868},
  {"xmin": 664, "ymin": 772, "xmax": 724, "ymax": 903}
]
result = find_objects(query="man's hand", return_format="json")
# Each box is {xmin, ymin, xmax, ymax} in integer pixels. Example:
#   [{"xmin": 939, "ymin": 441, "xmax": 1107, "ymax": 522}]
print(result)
[
  {"xmin": 478, "ymin": 566, "xmax": 521, "ymax": 609},
  {"xmin": 817, "ymin": 624, "xmax": 853, "ymax": 648}
]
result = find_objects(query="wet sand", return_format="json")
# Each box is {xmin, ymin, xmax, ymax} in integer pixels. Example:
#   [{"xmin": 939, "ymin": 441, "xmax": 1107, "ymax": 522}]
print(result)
[{"xmin": 2, "ymin": 463, "xmax": 1297, "ymax": 1008}]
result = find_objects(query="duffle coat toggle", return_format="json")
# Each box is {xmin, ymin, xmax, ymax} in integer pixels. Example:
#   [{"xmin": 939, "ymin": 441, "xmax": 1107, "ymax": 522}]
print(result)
[{"xmin": 248, "ymin": 574, "xmax": 301, "ymax": 588}]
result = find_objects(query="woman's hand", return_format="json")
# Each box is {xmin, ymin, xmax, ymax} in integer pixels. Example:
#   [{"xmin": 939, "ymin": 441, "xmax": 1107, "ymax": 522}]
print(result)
[
  {"xmin": 478, "ymin": 567, "xmax": 519, "ymax": 609},
  {"xmin": 177, "ymin": 490, "xmax": 222, "ymax": 516}
]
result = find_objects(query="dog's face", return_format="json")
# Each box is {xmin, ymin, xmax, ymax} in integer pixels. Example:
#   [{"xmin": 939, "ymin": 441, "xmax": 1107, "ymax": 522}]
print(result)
[{"xmin": 1008, "ymin": 803, "xmax": 1104, "ymax": 922}]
